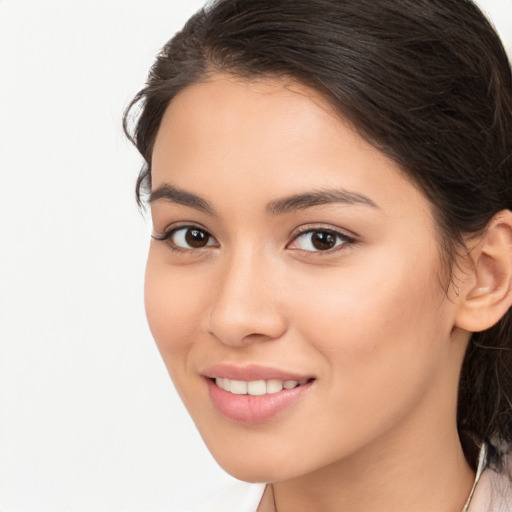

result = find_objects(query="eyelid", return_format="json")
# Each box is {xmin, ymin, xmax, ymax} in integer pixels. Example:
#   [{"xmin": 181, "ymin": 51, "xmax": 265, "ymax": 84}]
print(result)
[
  {"xmin": 287, "ymin": 224, "xmax": 357, "ymax": 253},
  {"xmin": 152, "ymin": 222, "xmax": 219, "ymax": 251},
  {"xmin": 152, "ymin": 221, "xmax": 209, "ymax": 240}
]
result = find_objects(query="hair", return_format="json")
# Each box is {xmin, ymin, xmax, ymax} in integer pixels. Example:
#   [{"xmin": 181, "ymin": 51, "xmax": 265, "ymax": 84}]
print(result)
[{"xmin": 124, "ymin": 0, "xmax": 512, "ymax": 466}]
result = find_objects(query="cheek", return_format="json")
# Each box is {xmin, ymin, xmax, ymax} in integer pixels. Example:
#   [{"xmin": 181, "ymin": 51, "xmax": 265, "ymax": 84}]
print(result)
[
  {"xmin": 144, "ymin": 251, "xmax": 206, "ymax": 373},
  {"xmin": 292, "ymin": 248, "xmax": 452, "ymax": 406}
]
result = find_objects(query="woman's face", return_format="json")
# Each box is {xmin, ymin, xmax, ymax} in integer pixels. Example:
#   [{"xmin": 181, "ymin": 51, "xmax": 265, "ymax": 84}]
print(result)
[{"xmin": 146, "ymin": 76, "xmax": 466, "ymax": 482}]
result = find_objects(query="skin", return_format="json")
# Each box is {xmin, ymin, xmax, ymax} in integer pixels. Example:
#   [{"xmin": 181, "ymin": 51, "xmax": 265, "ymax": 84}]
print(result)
[{"xmin": 146, "ymin": 75, "xmax": 476, "ymax": 512}]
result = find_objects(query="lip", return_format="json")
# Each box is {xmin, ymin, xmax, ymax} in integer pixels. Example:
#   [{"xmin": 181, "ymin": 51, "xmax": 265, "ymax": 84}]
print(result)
[
  {"xmin": 202, "ymin": 363, "xmax": 313, "ymax": 382},
  {"xmin": 202, "ymin": 364, "xmax": 315, "ymax": 424}
]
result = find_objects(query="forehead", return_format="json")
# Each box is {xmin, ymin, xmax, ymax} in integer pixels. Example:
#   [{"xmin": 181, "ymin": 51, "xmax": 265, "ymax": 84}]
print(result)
[
  {"xmin": 153, "ymin": 74, "xmax": 346, "ymax": 165},
  {"xmin": 151, "ymin": 75, "xmax": 431, "ymax": 220}
]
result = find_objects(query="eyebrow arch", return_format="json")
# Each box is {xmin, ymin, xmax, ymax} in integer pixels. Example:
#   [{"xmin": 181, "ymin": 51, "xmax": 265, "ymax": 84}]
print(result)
[
  {"xmin": 267, "ymin": 188, "xmax": 378, "ymax": 215},
  {"xmin": 149, "ymin": 183, "xmax": 216, "ymax": 215}
]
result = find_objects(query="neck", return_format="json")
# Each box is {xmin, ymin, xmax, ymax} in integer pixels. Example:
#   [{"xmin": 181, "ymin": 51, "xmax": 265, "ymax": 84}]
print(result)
[{"xmin": 270, "ymin": 428, "xmax": 474, "ymax": 512}]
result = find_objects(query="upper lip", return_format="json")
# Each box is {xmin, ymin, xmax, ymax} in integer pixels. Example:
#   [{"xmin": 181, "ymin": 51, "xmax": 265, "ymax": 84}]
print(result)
[{"xmin": 202, "ymin": 363, "xmax": 314, "ymax": 382}]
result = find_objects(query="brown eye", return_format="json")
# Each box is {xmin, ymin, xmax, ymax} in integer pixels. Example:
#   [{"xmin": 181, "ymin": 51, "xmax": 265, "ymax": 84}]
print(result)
[
  {"xmin": 168, "ymin": 226, "xmax": 217, "ymax": 249},
  {"xmin": 185, "ymin": 228, "xmax": 210, "ymax": 248},
  {"xmin": 310, "ymin": 231, "xmax": 337, "ymax": 250},
  {"xmin": 288, "ymin": 228, "xmax": 354, "ymax": 253}
]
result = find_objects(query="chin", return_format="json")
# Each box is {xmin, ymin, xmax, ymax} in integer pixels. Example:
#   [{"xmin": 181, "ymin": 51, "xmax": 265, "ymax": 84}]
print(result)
[
  {"xmin": 217, "ymin": 460, "xmax": 289, "ymax": 484},
  {"xmin": 205, "ymin": 440, "xmax": 309, "ymax": 483}
]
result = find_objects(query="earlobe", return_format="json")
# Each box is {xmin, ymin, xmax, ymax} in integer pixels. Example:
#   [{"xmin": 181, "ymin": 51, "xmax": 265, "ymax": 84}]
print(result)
[{"xmin": 455, "ymin": 210, "xmax": 512, "ymax": 333}]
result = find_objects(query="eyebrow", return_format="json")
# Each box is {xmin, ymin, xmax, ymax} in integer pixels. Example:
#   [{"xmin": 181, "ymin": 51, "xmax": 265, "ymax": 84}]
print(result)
[
  {"xmin": 150, "ymin": 183, "xmax": 378, "ymax": 216},
  {"xmin": 266, "ymin": 189, "xmax": 378, "ymax": 214},
  {"xmin": 150, "ymin": 184, "xmax": 216, "ymax": 215}
]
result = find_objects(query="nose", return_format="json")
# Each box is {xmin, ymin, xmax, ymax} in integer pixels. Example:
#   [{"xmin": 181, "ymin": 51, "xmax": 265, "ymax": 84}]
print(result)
[{"xmin": 207, "ymin": 249, "xmax": 288, "ymax": 347}]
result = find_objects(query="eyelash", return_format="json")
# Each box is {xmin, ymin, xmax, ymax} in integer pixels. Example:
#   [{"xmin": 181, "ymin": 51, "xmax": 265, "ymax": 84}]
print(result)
[
  {"xmin": 287, "ymin": 226, "xmax": 356, "ymax": 254},
  {"xmin": 152, "ymin": 224, "xmax": 218, "ymax": 253},
  {"xmin": 152, "ymin": 224, "xmax": 357, "ymax": 255}
]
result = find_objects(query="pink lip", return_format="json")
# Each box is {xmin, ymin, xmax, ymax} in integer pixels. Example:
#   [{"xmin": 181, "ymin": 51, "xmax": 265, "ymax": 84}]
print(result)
[
  {"xmin": 202, "ymin": 364, "xmax": 315, "ymax": 424},
  {"xmin": 202, "ymin": 363, "xmax": 312, "ymax": 382}
]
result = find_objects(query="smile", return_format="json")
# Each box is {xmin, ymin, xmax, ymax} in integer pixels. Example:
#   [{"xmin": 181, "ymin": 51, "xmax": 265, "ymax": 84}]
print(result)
[
  {"xmin": 214, "ymin": 377, "xmax": 309, "ymax": 395},
  {"xmin": 205, "ymin": 369, "xmax": 315, "ymax": 423}
]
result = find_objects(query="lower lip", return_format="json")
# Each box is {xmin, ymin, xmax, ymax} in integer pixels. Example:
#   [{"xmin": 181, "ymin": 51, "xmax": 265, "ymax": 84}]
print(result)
[{"xmin": 206, "ymin": 378, "xmax": 314, "ymax": 424}]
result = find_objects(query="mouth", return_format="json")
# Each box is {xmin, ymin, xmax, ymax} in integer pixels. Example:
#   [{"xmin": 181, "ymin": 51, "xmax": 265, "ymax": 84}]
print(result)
[
  {"xmin": 212, "ymin": 377, "xmax": 313, "ymax": 396},
  {"xmin": 202, "ymin": 366, "xmax": 316, "ymax": 423}
]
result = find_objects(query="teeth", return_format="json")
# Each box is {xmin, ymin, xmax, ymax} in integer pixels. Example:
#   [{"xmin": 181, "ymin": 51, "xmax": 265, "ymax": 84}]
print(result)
[
  {"xmin": 215, "ymin": 377, "xmax": 231, "ymax": 392},
  {"xmin": 266, "ymin": 379, "xmax": 284, "ymax": 394},
  {"xmin": 283, "ymin": 380, "xmax": 298, "ymax": 389},
  {"xmin": 247, "ymin": 380, "xmax": 266, "ymax": 396},
  {"xmin": 214, "ymin": 377, "xmax": 307, "ymax": 395},
  {"xmin": 230, "ymin": 380, "xmax": 248, "ymax": 395}
]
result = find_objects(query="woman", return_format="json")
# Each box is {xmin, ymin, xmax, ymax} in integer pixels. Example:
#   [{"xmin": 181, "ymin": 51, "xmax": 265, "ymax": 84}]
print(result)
[{"xmin": 124, "ymin": 0, "xmax": 512, "ymax": 510}]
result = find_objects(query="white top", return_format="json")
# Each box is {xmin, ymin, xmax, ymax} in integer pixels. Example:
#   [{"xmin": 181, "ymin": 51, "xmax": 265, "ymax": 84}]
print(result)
[
  {"xmin": 187, "ymin": 482, "xmax": 266, "ymax": 512},
  {"xmin": 186, "ymin": 443, "xmax": 512, "ymax": 512}
]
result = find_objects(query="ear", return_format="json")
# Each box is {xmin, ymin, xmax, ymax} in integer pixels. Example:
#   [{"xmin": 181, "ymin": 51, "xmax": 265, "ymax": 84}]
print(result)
[{"xmin": 455, "ymin": 210, "xmax": 512, "ymax": 332}]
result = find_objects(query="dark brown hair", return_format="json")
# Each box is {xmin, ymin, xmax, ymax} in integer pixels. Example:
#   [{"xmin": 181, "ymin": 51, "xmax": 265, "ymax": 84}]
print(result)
[{"xmin": 124, "ymin": 0, "xmax": 512, "ymax": 463}]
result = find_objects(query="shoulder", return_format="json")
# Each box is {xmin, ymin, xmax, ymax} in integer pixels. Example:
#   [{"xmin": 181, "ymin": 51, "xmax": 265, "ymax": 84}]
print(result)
[
  {"xmin": 469, "ymin": 441, "xmax": 512, "ymax": 512},
  {"xmin": 185, "ymin": 481, "xmax": 266, "ymax": 512}
]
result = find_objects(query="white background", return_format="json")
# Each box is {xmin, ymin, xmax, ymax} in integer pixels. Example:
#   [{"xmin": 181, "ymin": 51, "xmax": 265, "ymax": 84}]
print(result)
[{"xmin": 0, "ymin": 1, "xmax": 511, "ymax": 511}]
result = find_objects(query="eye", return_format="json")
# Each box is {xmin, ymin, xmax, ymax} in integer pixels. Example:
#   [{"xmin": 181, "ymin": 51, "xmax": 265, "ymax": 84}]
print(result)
[
  {"xmin": 288, "ymin": 228, "xmax": 354, "ymax": 252},
  {"xmin": 153, "ymin": 225, "xmax": 218, "ymax": 250}
]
